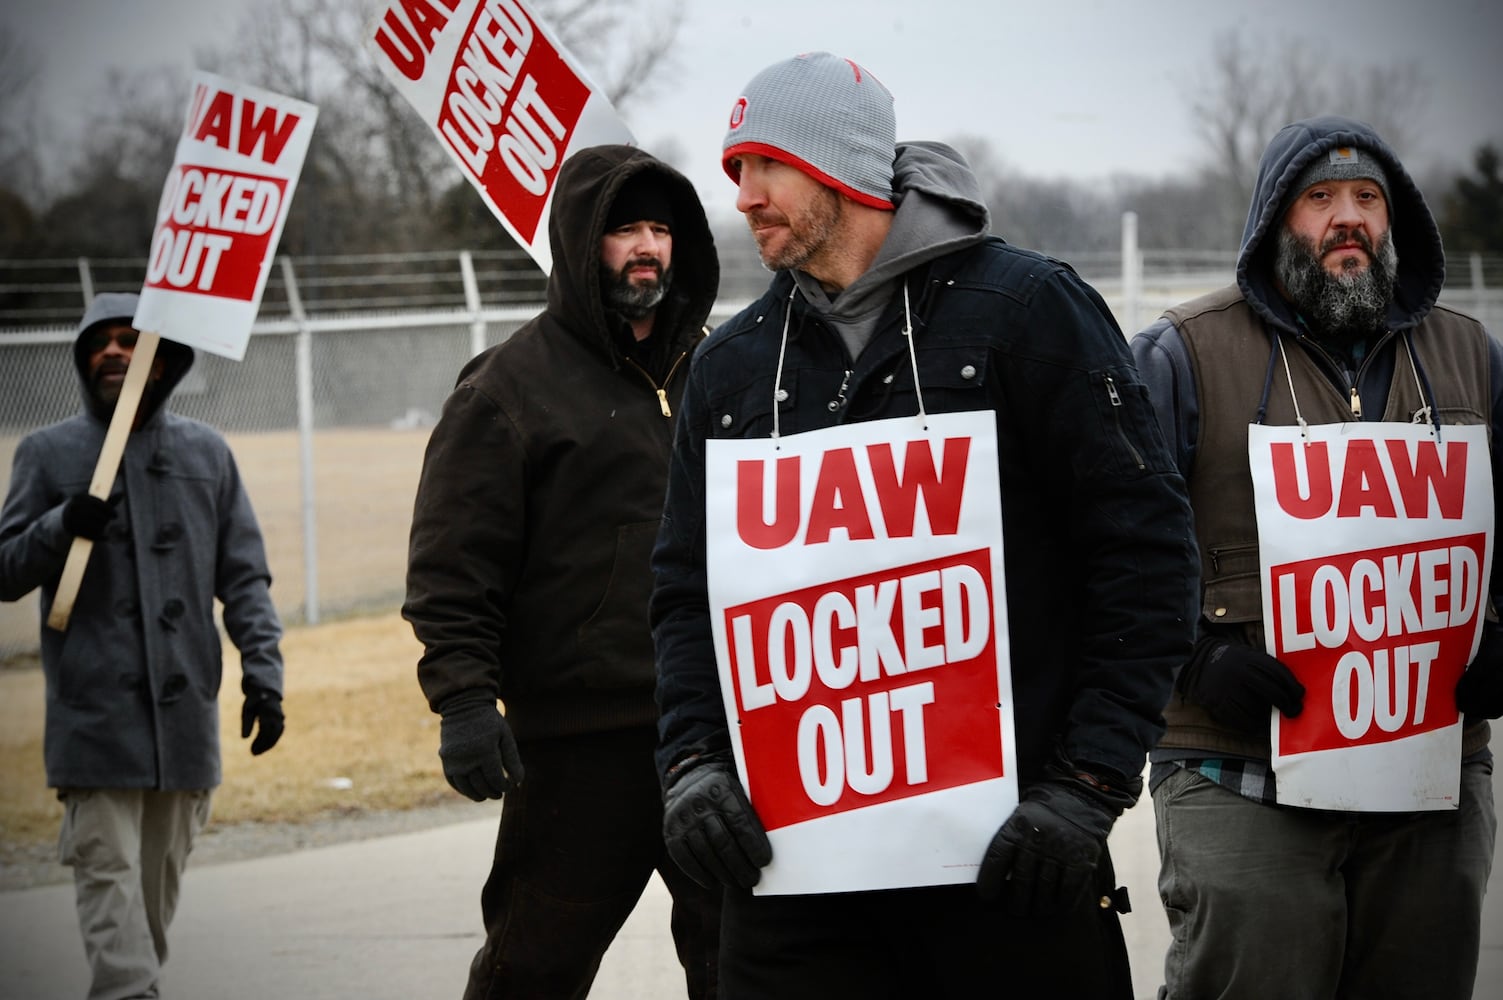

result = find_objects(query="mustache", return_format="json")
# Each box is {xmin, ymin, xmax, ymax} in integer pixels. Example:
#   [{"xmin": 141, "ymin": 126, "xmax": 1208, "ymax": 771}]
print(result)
[
  {"xmin": 621, "ymin": 256, "xmax": 662, "ymax": 276},
  {"xmin": 1322, "ymin": 228, "xmax": 1375, "ymax": 255},
  {"xmin": 745, "ymin": 210, "xmax": 787, "ymax": 230}
]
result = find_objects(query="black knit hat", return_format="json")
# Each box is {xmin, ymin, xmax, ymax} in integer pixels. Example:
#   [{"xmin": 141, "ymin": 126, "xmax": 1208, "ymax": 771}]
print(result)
[{"xmin": 604, "ymin": 172, "xmax": 675, "ymax": 230}]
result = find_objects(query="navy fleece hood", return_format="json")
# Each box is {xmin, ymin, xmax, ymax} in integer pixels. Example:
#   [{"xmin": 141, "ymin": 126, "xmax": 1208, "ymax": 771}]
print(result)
[{"xmin": 1235, "ymin": 115, "xmax": 1447, "ymax": 339}]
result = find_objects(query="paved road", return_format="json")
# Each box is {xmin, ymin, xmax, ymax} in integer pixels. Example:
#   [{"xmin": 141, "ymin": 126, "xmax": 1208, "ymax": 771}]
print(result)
[{"xmin": 4, "ymin": 768, "xmax": 1502, "ymax": 1000}]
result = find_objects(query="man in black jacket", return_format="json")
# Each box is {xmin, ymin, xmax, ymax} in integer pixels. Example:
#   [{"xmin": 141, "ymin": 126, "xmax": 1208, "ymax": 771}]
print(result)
[
  {"xmin": 404, "ymin": 145, "xmax": 722, "ymax": 999},
  {"xmin": 652, "ymin": 52, "xmax": 1197, "ymax": 998}
]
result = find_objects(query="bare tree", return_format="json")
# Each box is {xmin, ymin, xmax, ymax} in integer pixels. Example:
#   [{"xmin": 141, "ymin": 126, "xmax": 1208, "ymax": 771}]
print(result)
[
  {"xmin": 8, "ymin": 0, "xmax": 689, "ymax": 258},
  {"xmin": 199, "ymin": 0, "xmax": 688, "ymax": 248},
  {"xmin": 0, "ymin": 23, "xmax": 43, "ymax": 209},
  {"xmin": 533, "ymin": 0, "xmax": 686, "ymax": 111},
  {"xmin": 948, "ymin": 135, "xmax": 1120, "ymax": 254},
  {"xmin": 1187, "ymin": 31, "xmax": 1431, "ymax": 197},
  {"xmin": 1177, "ymin": 31, "xmax": 1431, "ymax": 249}
]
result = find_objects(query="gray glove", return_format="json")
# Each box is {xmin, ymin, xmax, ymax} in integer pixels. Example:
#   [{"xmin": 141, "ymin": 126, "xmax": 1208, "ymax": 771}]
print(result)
[
  {"xmin": 438, "ymin": 698, "xmax": 524, "ymax": 801},
  {"xmin": 662, "ymin": 751, "xmax": 771, "ymax": 890}
]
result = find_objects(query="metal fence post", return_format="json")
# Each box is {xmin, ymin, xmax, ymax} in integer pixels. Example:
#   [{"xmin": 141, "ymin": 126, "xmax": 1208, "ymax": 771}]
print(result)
[
  {"xmin": 460, "ymin": 250, "xmax": 487, "ymax": 358},
  {"xmin": 1471, "ymin": 252, "xmax": 1492, "ymax": 332},
  {"xmin": 279, "ymin": 256, "xmax": 321, "ymax": 625},
  {"xmin": 77, "ymin": 257, "xmax": 94, "ymax": 308},
  {"xmin": 1121, "ymin": 212, "xmax": 1141, "ymax": 336}
]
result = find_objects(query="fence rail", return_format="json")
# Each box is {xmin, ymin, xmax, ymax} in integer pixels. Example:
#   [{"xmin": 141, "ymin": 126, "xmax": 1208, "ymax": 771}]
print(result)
[{"xmin": 2, "ymin": 222, "xmax": 1500, "ymax": 660}]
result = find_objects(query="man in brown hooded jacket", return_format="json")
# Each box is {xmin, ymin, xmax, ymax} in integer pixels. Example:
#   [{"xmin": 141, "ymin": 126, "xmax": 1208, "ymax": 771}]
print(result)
[{"xmin": 404, "ymin": 144, "xmax": 722, "ymax": 998}]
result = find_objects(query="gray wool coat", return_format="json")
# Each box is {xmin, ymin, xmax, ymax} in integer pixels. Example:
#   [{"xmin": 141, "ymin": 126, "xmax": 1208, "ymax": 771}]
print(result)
[{"xmin": 0, "ymin": 295, "xmax": 284, "ymax": 790}]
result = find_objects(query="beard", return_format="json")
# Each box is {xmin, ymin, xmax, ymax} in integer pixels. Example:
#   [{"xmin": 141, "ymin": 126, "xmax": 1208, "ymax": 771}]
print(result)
[
  {"xmin": 746, "ymin": 185, "xmax": 842, "ymax": 272},
  {"xmin": 603, "ymin": 258, "xmax": 671, "ymax": 320},
  {"xmin": 89, "ymin": 361, "xmax": 129, "ymax": 406},
  {"xmin": 1273, "ymin": 225, "xmax": 1398, "ymax": 345}
]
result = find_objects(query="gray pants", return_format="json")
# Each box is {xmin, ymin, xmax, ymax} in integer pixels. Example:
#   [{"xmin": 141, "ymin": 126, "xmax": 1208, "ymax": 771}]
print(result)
[
  {"xmin": 57, "ymin": 788, "xmax": 212, "ymax": 1000},
  {"xmin": 1153, "ymin": 761, "xmax": 1496, "ymax": 1000}
]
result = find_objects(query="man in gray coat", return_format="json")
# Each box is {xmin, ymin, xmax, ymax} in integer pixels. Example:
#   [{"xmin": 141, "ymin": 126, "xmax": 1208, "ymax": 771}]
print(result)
[{"xmin": 0, "ymin": 292, "xmax": 286, "ymax": 1000}]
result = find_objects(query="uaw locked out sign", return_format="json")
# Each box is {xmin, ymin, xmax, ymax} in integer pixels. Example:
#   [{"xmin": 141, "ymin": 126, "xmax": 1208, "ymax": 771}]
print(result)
[
  {"xmin": 1251, "ymin": 423, "xmax": 1495, "ymax": 811},
  {"xmin": 133, "ymin": 70, "xmax": 316, "ymax": 361},
  {"xmin": 368, "ymin": 0, "xmax": 633, "ymax": 273},
  {"xmin": 147, "ymin": 87, "xmax": 300, "ymax": 299},
  {"xmin": 706, "ymin": 412, "xmax": 1018, "ymax": 895}
]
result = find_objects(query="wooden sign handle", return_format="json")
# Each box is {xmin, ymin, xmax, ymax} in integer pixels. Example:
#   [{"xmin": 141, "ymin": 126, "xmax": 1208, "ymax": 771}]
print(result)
[{"xmin": 46, "ymin": 331, "xmax": 161, "ymax": 632}]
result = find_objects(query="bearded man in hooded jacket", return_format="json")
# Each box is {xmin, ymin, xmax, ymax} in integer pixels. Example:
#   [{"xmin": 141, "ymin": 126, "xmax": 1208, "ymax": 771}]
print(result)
[
  {"xmin": 0, "ymin": 292, "xmax": 285, "ymax": 1000},
  {"xmin": 404, "ymin": 144, "xmax": 724, "ymax": 999},
  {"xmin": 1133, "ymin": 115, "xmax": 1503, "ymax": 1000}
]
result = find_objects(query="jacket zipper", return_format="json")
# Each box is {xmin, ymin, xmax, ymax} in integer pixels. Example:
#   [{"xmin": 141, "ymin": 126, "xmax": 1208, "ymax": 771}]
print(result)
[
  {"xmin": 1104, "ymin": 374, "xmax": 1146, "ymax": 470},
  {"xmin": 624, "ymin": 350, "xmax": 690, "ymax": 418},
  {"xmin": 1299, "ymin": 330, "xmax": 1394, "ymax": 418},
  {"xmin": 828, "ymin": 369, "xmax": 853, "ymax": 412}
]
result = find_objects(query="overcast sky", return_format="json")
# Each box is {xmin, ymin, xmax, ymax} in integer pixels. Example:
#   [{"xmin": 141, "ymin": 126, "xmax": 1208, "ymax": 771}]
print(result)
[{"xmin": 7, "ymin": 0, "xmax": 1502, "ymax": 219}]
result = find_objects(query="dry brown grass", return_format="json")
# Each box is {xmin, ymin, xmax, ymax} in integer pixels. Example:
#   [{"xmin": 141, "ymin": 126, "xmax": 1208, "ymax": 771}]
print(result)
[
  {"xmin": 227, "ymin": 428, "xmax": 432, "ymax": 619},
  {"xmin": 0, "ymin": 610, "xmax": 449, "ymax": 853}
]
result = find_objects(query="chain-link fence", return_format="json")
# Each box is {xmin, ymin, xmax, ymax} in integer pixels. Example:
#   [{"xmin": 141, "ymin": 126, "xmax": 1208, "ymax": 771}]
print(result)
[
  {"xmin": 0, "ymin": 311, "xmax": 518, "ymax": 660},
  {"xmin": 3, "ymin": 234, "xmax": 1501, "ymax": 660}
]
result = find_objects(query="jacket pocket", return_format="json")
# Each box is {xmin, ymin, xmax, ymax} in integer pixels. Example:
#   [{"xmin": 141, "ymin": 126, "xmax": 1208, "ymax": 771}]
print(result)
[
  {"xmin": 1089, "ymin": 367, "xmax": 1169, "ymax": 477},
  {"xmin": 881, "ymin": 342, "xmax": 992, "ymax": 417},
  {"xmin": 1433, "ymin": 404, "xmax": 1488, "ymax": 428},
  {"xmin": 54, "ymin": 620, "xmax": 110, "ymax": 708},
  {"xmin": 706, "ymin": 371, "xmax": 790, "ymax": 440},
  {"xmin": 575, "ymin": 520, "xmax": 658, "ymax": 680},
  {"xmin": 1202, "ymin": 541, "xmax": 1263, "ymax": 633}
]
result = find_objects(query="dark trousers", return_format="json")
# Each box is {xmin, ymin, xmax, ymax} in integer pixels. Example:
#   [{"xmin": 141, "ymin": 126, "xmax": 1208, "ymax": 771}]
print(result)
[
  {"xmin": 717, "ymin": 848, "xmax": 1133, "ymax": 999},
  {"xmin": 462, "ymin": 726, "xmax": 721, "ymax": 1000},
  {"xmin": 1154, "ymin": 762, "xmax": 1497, "ymax": 1000}
]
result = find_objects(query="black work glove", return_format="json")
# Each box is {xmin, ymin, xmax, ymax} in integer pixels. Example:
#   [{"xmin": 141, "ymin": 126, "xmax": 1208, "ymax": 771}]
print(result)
[
  {"xmin": 437, "ymin": 698, "xmax": 524, "ymax": 801},
  {"xmin": 241, "ymin": 686, "xmax": 285, "ymax": 755},
  {"xmin": 1456, "ymin": 628, "xmax": 1503, "ymax": 719},
  {"xmin": 1177, "ymin": 635, "xmax": 1305, "ymax": 734},
  {"xmin": 61, "ymin": 493, "xmax": 118, "ymax": 541},
  {"xmin": 662, "ymin": 751, "xmax": 772, "ymax": 890},
  {"xmin": 977, "ymin": 762, "xmax": 1138, "ymax": 918}
]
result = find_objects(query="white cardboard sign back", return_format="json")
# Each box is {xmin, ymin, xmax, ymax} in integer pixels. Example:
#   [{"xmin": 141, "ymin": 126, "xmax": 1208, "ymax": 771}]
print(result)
[
  {"xmin": 366, "ymin": 0, "xmax": 634, "ymax": 274},
  {"xmin": 132, "ymin": 70, "xmax": 317, "ymax": 361}
]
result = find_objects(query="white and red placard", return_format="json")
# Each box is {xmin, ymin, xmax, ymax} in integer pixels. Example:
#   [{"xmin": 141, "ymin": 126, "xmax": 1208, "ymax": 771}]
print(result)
[
  {"xmin": 1251, "ymin": 422, "xmax": 1493, "ymax": 811},
  {"xmin": 132, "ymin": 71, "xmax": 317, "ymax": 361},
  {"xmin": 706, "ymin": 412, "xmax": 1017, "ymax": 895},
  {"xmin": 366, "ymin": 0, "xmax": 634, "ymax": 274}
]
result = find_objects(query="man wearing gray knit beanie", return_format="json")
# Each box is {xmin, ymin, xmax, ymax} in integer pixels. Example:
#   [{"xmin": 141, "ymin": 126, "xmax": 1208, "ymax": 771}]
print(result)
[
  {"xmin": 653, "ymin": 51, "xmax": 1196, "ymax": 999},
  {"xmin": 1132, "ymin": 116, "xmax": 1503, "ymax": 1000},
  {"xmin": 721, "ymin": 51, "xmax": 900, "ymax": 292}
]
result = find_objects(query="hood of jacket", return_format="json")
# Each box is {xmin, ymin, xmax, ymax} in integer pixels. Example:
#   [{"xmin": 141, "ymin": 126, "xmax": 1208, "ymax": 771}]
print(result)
[
  {"xmin": 1235, "ymin": 115, "xmax": 1446, "ymax": 337},
  {"xmin": 544, "ymin": 145, "xmax": 719, "ymax": 364},
  {"xmin": 72, "ymin": 291, "xmax": 195, "ymax": 426},
  {"xmin": 794, "ymin": 139, "xmax": 990, "ymax": 320}
]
